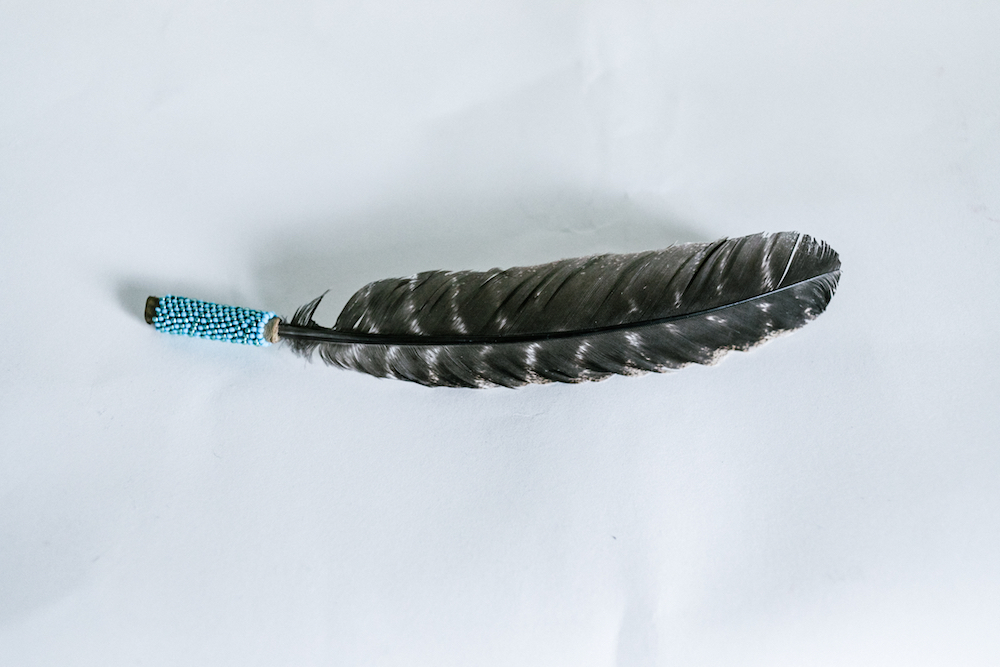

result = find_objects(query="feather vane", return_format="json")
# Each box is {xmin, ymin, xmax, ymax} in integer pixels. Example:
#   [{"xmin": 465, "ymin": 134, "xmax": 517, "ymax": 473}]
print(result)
[{"xmin": 281, "ymin": 231, "xmax": 841, "ymax": 387}]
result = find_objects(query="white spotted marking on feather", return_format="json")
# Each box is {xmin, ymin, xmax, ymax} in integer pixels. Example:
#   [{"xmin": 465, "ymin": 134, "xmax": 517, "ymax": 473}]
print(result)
[
  {"xmin": 381, "ymin": 345, "xmax": 404, "ymax": 379},
  {"xmin": 406, "ymin": 310, "xmax": 425, "ymax": 334},
  {"xmin": 524, "ymin": 342, "xmax": 539, "ymax": 366},
  {"xmin": 424, "ymin": 347, "xmax": 441, "ymax": 384}
]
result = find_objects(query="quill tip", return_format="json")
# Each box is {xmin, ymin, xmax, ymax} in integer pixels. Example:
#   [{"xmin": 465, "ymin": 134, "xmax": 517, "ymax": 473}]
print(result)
[{"xmin": 144, "ymin": 296, "xmax": 160, "ymax": 325}]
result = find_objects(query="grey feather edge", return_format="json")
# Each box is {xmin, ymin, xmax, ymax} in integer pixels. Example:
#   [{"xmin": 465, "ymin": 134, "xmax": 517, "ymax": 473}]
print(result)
[{"xmin": 284, "ymin": 232, "xmax": 841, "ymax": 387}]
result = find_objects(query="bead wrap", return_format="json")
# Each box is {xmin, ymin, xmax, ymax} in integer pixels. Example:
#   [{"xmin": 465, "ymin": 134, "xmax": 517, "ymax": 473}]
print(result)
[{"xmin": 151, "ymin": 295, "xmax": 275, "ymax": 347}]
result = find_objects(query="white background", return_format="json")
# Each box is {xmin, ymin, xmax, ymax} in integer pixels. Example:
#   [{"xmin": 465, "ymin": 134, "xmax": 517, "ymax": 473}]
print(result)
[{"xmin": 2, "ymin": 1, "xmax": 999, "ymax": 665}]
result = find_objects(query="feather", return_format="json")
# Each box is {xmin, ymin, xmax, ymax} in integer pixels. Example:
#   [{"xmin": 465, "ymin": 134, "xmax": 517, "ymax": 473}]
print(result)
[{"xmin": 277, "ymin": 231, "xmax": 840, "ymax": 388}]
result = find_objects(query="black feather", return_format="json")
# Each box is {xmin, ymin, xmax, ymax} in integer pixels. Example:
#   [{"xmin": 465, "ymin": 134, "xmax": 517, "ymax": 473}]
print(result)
[{"xmin": 280, "ymin": 232, "xmax": 840, "ymax": 387}]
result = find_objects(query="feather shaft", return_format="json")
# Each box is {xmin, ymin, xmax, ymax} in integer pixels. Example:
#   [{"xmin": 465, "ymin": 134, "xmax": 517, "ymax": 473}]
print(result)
[{"xmin": 275, "ymin": 276, "xmax": 823, "ymax": 347}]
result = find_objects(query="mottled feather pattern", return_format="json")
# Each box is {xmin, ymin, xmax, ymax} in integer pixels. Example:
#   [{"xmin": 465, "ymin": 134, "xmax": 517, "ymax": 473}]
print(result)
[{"xmin": 284, "ymin": 232, "xmax": 841, "ymax": 387}]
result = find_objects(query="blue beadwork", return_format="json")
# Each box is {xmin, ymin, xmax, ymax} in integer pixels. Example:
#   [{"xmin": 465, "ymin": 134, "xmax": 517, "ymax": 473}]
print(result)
[{"xmin": 152, "ymin": 295, "xmax": 275, "ymax": 347}]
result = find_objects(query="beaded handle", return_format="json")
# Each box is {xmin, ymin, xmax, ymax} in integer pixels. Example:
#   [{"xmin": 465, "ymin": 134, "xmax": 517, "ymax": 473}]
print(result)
[{"xmin": 145, "ymin": 295, "xmax": 280, "ymax": 346}]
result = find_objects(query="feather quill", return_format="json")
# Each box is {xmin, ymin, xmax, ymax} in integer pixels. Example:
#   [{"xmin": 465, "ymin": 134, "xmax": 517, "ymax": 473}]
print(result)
[{"xmin": 278, "ymin": 231, "xmax": 840, "ymax": 387}]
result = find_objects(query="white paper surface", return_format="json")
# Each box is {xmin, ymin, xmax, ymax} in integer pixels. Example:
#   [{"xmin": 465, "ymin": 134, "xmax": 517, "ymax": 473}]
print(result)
[{"xmin": 2, "ymin": 1, "xmax": 999, "ymax": 665}]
